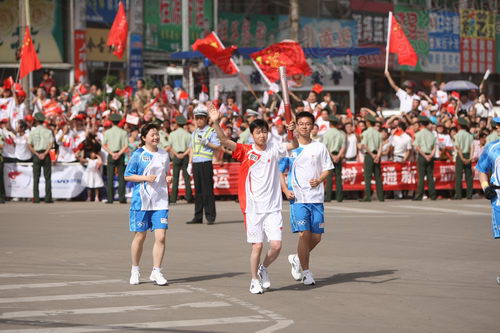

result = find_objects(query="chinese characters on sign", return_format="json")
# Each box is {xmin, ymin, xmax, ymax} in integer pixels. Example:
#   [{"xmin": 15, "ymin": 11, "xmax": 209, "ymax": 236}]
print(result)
[
  {"xmin": 460, "ymin": 9, "xmax": 495, "ymax": 73},
  {"xmin": 74, "ymin": 30, "xmax": 87, "ymax": 83}
]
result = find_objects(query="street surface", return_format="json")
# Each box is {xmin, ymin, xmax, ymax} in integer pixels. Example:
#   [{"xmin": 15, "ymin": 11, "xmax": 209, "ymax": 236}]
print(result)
[{"xmin": 0, "ymin": 199, "xmax": 498, "ymax": 332}]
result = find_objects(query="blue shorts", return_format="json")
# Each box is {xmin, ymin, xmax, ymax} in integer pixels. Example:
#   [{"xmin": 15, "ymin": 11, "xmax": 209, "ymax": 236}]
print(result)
[
  {"xmin": 129, "ymin": 210, "xmax": 169, "ymax": 232},
  {"xmin": 289, "ymin": 202, "xmax": 325, "ymax": 234},
  {"xmin": 491, "ymin": 202, "xmax": 500, "ymax": 239}
]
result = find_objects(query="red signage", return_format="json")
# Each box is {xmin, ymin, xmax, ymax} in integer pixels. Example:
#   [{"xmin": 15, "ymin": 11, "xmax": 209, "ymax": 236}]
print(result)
[{"xmin": 74, "ymin": 30, "xmax": 87, "ymax": 83}]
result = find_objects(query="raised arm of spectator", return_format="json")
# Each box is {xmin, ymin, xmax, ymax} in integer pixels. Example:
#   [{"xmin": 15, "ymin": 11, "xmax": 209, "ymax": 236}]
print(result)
[
  {"xmin": 208, "ymin": 102, "xmax": 236, "ymax": 152},
  {"xmin": 361, "ymin": 107, "xmax": 377, "ymax": 117},
  {"xmin": 384, "ymin": 70, "xmax": 401, "ymax": 92}
]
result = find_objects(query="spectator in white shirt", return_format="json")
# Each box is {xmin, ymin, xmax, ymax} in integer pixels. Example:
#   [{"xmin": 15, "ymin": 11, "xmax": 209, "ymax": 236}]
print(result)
[
  {"xmin": 434, "ymin": 124, "xmax": 454, "ymax": 161},
  {"xmin": 390, "ymin": 122, "xmax": 412, "ymax": 163},
  {"xmin": 315, "ymin": 109, "xmax": 330, "ymax": 137},
  {"xmin": 344, "ymin": 122, "xmax": 358, "ymax": 162},
  {"xmin": 14, "ymin": 120, "xmax": 32, "ymax": 162},
  {"xmin": 385, "ymin": 70, "xmax": 416, "ymax": 114}
]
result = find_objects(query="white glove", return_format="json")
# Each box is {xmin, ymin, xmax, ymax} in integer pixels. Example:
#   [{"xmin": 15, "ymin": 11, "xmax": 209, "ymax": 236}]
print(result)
[{"xmin": 187, "ymin": 163, "xmax": 192, "ymax": 175}]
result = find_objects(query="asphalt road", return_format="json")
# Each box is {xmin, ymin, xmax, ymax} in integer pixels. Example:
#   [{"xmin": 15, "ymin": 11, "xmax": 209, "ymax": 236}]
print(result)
[{"xmin": 0, "ymin": 199, "xmax": 498, "ymax": 333}]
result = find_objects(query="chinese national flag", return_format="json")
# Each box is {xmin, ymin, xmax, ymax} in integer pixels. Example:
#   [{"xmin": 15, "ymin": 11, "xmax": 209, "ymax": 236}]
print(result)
[
  {"xmin": 389, "ymin": 15, "xmax": 418, "ymax": 67},
  {"xmin": 250, "ymin": 41, "xmax": 312, "ymax": 83},
  {"xmin": 192, "ymin": 32, "xmax": 239, "ymax": 75},
  {"xmin": 107, "ymin": 1, "xmax": 128, "ymax": 59},
  {"xmin": 19, "ymin": 27, "xmax": 42, "ymax": 80}
]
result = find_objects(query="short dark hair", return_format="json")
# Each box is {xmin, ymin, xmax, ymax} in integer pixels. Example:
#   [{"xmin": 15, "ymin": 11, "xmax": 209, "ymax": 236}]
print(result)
[
  {"xmin": 140, "ymin": 123, "xmax": 160, "ymax": 146},
  {"xmin": 296, "ymin": 111, "xmax": 315, "ymax": 124},
  {"xmin": 249, "ymin": 119, "xmax": 269, "ymax": 134},
  {"xmin": 398, "ymin": 122, "xmax": 407, "ymax": 131}
]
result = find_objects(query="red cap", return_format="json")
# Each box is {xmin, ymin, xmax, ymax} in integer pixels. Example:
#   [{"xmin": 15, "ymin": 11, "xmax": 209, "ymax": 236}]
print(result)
[
  {"xmin": 75, "ymin": 113, "xmax": 86, "ymax": 120},
  {"xmin": 78, "ymin": 84, "xmax": 88, "ymax": 95},
  {"xmin": 0, "ymin": 118, "xmax": 8, "ymax": 123},
  {"xmin": 25, "ymin": 115, "xmax": 34, "ymax": 122},
  {"xmin": 103, "ymin": 120, "xmax": 113, "ymax": 128},
  {"xmin": 16, "ymin": 90, "xmax": 26, "ymax": 98},
  {"xmin": 2, "ymin": 77, "xmax": 13, "ymax": 90}
]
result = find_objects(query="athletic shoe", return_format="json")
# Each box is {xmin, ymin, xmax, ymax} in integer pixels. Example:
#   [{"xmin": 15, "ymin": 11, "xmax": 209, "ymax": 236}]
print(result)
[
  {"xmin": 249, "ymin": 279, "xmax": 263, "ymax": 294},
  {"xmin": 129, "ymin": 269, "xmax": 140, "ymax": 285},
  {"xmin": 497, "ymin": 275, "xmax": 500, "ymax": 285},
  {"xmin": 288, "ymin": 254, "xmax": 302, "ymax": 281},
  {"xmin": 150, "ymin": 269, "xmax": 168, "ymax": 286},
  {"xmin": 258, "ymin": 265, "xmax": 271, "ymax": 289},
  {"xmin": 302, "ymin": 270, "xmax": 316, "ymax": 285}
]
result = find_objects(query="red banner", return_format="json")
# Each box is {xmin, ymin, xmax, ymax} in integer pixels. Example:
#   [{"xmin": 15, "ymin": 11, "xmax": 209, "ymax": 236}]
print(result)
[
  {"xmin": 171, "ymin": 161, "xmax": 481, "ymax": 196},
  {"xmin": 74, "ymin": 30, "xmax": 87, "ymax": 83}
]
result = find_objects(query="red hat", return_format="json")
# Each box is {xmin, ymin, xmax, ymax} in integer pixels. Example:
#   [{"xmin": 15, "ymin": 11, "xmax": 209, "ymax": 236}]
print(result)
[
  {"xmin": 450, "ymin": 91, "xmax": 460, "ymax": 100},
  {"xmin": 15, "ymin": 90, "xmax": 26, "ymax": 98},
  {"xmin": 99, "ymin": 101, "xmax": 107, "ymax": 111},
  {"xmin": 2, "ymin": 77, "xmax": 13, "ymax": 90},
  {"xmin": 202, "ymin": 84, "xmax": 209, "ymax": 93},
  {"xmin": 312, "ymin": 84, "xmax": 323, "ymax": 94},
  {"xmin": 0, "ymin": 118, "xmax": 8, "ymax": 123},
  {"xmin": 25, "ymin": 115, "xmax": 34, "ymax": 122},
  {"xmin": 103, "ymin": 120, "xmax": 113, "ymax": 128},
  {"xmin": 75, "ymin": 113, "xmax": 86, "ymax": 120},
  {"xmin": 78, "ymin": 84, "xmax": 88, "ymax": 95}
]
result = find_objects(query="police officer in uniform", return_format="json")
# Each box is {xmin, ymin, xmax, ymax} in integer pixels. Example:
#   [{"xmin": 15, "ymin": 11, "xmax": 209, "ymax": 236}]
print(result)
[
  {"xmin": 103, "ymin": 113, "xmax": 128, "ymax": 204},
  {"xmin": 237, "ymin": 109, "xmax": 259, "ymax": 144},
  {"xmin": 27, "ymin": 113, "xmax": 54, "ymax": 203},
  {"xmin": 322, "ymin": 115, "xmax": 346, "ymax": 202},
  {"xmin": 169, "ymin": 115, "xmax": 193, "ymax": 203},
  {"xmin": 413, "ymin": 115, "xmax": 437, "ymax": 201},
  {"xmin": 454, "ymin": 117, "xmax": 474, "ymax": 200},
  {"xmin": 186, "ymin": 107, "xmax": 220, "ymax": 225},
  {"xmin": 360, "ymin": 114, "xmax": 384, "ymax": 202}
]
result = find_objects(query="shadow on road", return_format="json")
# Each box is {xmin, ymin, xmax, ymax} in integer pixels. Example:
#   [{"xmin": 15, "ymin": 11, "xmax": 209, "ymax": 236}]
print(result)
[
  {"xmin": 272, "ymin": 269, "xmax": 399, "ymax": 292},
  {"xmin": 168, "ymin": 272, "xmax": 245, "ymax": 284},
  {"xmin": 212, "ymin": 220, "xmax": 244, "ymax": 225}
]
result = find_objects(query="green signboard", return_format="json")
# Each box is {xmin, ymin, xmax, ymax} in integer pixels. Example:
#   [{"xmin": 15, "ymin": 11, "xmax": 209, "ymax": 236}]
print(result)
[
  {"xmin": 217, "ymin": 12, "xmax": 279, "ymax": 48},
  {"xmin": 144, "ymin": 0, "xmax": 213, "ymax": 52}
]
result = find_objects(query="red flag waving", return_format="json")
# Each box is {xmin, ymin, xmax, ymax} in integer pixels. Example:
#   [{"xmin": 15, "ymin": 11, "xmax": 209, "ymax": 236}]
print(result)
[
  {"xmin": 389, "ymin": 15, "xmax": 418, "ymax": 67},
  {"xmin": 192, "ymin": 32, "xmax": 239, "ymax": 75},
  {"xmin": 250, "ymin": 41, "xmax": 312, "ymax": 83},
  {"xmin": 19, "ymin": 27, "xmax": 42, "ymax": 80},
  {"xmin": 107, "ymin": 1, "xmax": 128, "ymax": 59}
]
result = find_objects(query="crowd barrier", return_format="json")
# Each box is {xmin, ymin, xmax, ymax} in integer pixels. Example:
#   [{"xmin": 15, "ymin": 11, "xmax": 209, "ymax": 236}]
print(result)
[{"xmin": 4, "ymin": 161, "xmax": 481, "ymax": 199}]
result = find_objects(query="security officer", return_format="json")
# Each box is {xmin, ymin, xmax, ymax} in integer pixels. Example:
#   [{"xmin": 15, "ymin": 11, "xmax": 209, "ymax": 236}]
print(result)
[
  {"xmin": 322, "ymin": 115, "xmax": 346, "ymax": 202},
  {"xmin": 186, "ymin": 106, "xmax": 220, "ymax": 225},
  {"xmin": 486, "ymin": 119, "xmax": 499, "ymax": 143},
  {"xmin": 454, "ymin": 117, "xmax": 474, "ymax": 200},
  {"xmin": 169, "ymin": 115, "xmax": 193, "ymax": 204},
  {"xmin": 103, "ymin": 113, "xmax": 128, "ymax": 204},
  {"xmin": 413, "ymin": 115, "xmax": 437, "ymax": 201},
  {"xmin": 360, "ymin": 114, "xmax": 384, "ymax": 202},
  {"xmin": 237, "ymin": 109, "xmax": 259, "ymax": 144},
  {"xmin": 27, "ymin": 113, "xmax": 54, "ymax": 203}
]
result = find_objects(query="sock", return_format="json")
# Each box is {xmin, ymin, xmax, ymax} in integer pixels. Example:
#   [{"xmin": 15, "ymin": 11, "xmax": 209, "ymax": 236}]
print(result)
[
  {"xmin": 131, "ymin": 266, "xmax": 139, "ymax": 271},
  {"xmin": 303, "ymin": 269, "xmax": 310, "ymax": 274},
  {"xmin": 153, "ymin": 267, "xmax": 161, "ymax": 272}
]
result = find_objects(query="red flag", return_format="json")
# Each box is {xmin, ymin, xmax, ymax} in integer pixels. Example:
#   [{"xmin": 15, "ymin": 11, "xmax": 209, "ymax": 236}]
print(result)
[
  {"xmin": 312, "ymin": 84, "xmax": 323, "ymax": 94},
  {"xmin": 389, "ymin": 15, "xmax": 418, "ymax": 67},
  {"xmin": 19, "ymin": 27, "xmax": 42, "ymax": 79},
  {"xmin": 250, "ymin": 41, "xmax": 312, "ymax": 83},
  {"xmin": 107, "ymin": 1, "xmax": 128, "ymax": 59},
  {"xmin": 192, "ymin": 32, "xmax": 239, "ymax": 75}
]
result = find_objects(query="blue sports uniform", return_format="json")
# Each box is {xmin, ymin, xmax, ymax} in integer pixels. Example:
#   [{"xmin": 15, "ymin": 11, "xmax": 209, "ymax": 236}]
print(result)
[
  {"xmin": 124, "ymin": 147, "xmax": 170, "ymax": 232},
  {"xmin": 279, "ymin": 141, "xmax": 334, "ymax": 234},
  {"xmin": 475, "ymin": 140, "xmax": 500, "ymax": 239}
]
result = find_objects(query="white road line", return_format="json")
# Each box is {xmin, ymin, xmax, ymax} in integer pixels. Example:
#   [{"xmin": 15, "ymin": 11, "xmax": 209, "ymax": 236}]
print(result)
[
  {"xmin": 256, "ymin": 320, "xmax": 295, "ymax": 333},
  {"xmin": 0, "ymin": 274, "xmax": 56, "ymax": 278},
  {"xmin": 324, "ymin": 206, "xmax": 391, "ymax": 214},
  {"xmin": 0, "ymin": 305, "xmax": 165, "ymax": 319},
  {"xmin": 395, "ymin": 205, "xmax": 489, "ymax": 216},
  {"xmin": 458, "ymin": 204, "xmax": 490, "ymax": 209},
  {"xmin": 0, "ymin": 279, "xmax": 123, "ymax": 290},
  {"xmin": 171, "ymin": 301, "xmax": 232, "ymax": 309},
  {"xmin": 0, "ymin": 289, "xmax": 191, "ymax": 304},
  {"xmin": 0, "ymin": 316, "xmax": 268, "ymax": 333}
]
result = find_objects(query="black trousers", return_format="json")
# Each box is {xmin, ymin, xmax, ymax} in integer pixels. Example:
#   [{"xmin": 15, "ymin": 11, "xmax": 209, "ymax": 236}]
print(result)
[
  {"xmin": 325, "ymin": 160, "xmax": 343, "ymax": 202},
  {"xmin": 171, "ymin": 155, "xmax": 192, "ymax": 202},
  {"xmin": 415, "ymin": 155, "xmax": 436, "ymax": 200},
  {"xmin": 193, "ymin": 161, "xmax": 216, "ymax": 222},
  {"xmin": 33, "ymin": 153, "xmax": 52, "ymax": 202},
  {"xmin": 454, "ymin": 153, "xmax": 473, "ymax": 199}
]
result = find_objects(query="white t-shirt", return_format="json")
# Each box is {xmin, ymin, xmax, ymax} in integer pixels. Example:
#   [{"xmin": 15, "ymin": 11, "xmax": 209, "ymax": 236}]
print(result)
[
  {"xmin": 396, "ymin": 89, "xmax": 414, "ymax": 113},
  {"xmin": 279, "ymin": 141, "xmax": 334, "ymax": 203},
  {"xmin": 345, "ymin": 133, "xmax": 358, "ymax": 159},
  {"xmin": 316, "ymin": 117, "xmax": 329, "ymax": 137},
  {"xmin": 390, "ymin": 133, "xmax": 412, "ymax": 158},
  {"xmin": 14, "ymin": 132, "xmax": 32, "ymax": 161},
  {"xmin": 435, "ymin": 132, "xmax": 453, "ymax": 158},
  {"xmin": 1, "ymin": 128, "xmax": 16, "ymax": 158},
  {"xmin": 436, "ymin": 90, "xmax": 448, "ymax": 106},
  {"xmin": 232, "ymin": 142, "xmax": 288, "ymax": 214},
  {"xmin": 55, "ymin": 129, "xmax": 77, "ymax": 162},
  {"xmin": 474, "ymin": 102, "xmax": 492, "ymax": 118}
]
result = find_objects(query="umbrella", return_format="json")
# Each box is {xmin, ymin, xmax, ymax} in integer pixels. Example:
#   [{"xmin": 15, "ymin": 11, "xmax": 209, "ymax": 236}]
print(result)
[{"xmin": 442, "ymin": 80, "xmax": 479, "ymax": 91}]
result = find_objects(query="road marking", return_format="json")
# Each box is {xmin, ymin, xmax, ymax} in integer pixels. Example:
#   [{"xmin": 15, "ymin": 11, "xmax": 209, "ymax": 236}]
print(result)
[
  {"xmin": 324, "ymin": 206, "xmax": 390, "ymax": 214},
  {"xmin": 458, "ymin": 204, "xmax": 490, "ymax": 209},
  {"xmin": 0, "ymin": 316, "xmax": 268, "ymax": 333},
  {"xmin": 256, "ymin": 320, "xmax": 295, "ymax": 333},
  {"xmin": 395, "ymin": 205, "xmax": 489, "ymax": 216},
  {"xmin": 0, "ymin": 279, "xmax": 123, "ymax": 290},
  {"xmin": 0, "ymin": 305, "xmax": 165, "ymax": 319},
  {"xmin": 0, "ymin": 274, "xmax": 56, "ymax": 278},
  {"xmin": 171, "ymin": 301, "xmax": 231, "ymax": 309},
  {"xmin": 0, "ymin": 289, "xmax": 191, "ymax": 304}
]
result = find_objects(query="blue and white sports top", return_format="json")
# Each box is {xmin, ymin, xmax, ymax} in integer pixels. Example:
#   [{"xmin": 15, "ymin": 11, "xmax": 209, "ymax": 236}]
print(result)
[{"xmin": 125, "ymin": 147, "xmax": 170, "ymax": 211}]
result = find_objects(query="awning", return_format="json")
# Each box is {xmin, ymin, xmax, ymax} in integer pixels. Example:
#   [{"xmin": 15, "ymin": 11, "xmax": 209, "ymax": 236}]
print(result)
[{"xmin": 170, "ymin": 47, "xmax": 381, "ymax": 60}]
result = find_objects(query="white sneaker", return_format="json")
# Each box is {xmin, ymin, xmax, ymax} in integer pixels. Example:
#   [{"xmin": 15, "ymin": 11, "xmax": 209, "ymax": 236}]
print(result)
[
  {"xmin": 288, "ymin": 254, "xmax": 302, "ymax": 281},
  {"xmin": 249, "ymin": 279, "xmax": 263, "ymax": 294},
  {"xmin": 149, "ymin": 269, "xmax": 168, "ymax": 286},
  {"xmin": 258, "ymin": 265, "xmax": 271, "ymax": 289},
  {"xmin": 497, "ymin": 275, "xmax": 500, "ymax": 285},
  {"xmin": 129, "ymin": 269, "xmax": 140, "ymax": 285},
  {"xmin": 302, "ymin": 270, "xmax": 316, "ymax": 285}
]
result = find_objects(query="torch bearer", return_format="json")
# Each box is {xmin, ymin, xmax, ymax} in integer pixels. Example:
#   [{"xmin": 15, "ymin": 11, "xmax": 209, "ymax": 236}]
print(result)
[{"xmin": 279, "ymin": 66, "xmax": 294, "ymax": 140}]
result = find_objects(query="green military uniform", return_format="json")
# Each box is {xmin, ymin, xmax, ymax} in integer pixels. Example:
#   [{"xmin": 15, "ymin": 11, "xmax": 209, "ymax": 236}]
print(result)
[
  {"xmin": 103, "ymin": 114, "xmax": 128, "ymax": 203},
  {"xmin": 413, "ymin": 116, "xmax": 437, "ymax": 200},
  {"xmin": 28, "ymin": 113, "xmax": 54, "ymax": 203},
  {"xmin": 322, "ymin": 116, "xmax": 346, "ymax": 202},
  {"xmin": 360, "ymin": 115, "xmax": 384, "ymax": 201},
  {"xmin": 159, "ymin": 129, "xmax": 169, "ymax": 150},
  {"xmin": 454, "ymin": 120, "xmax": 474, "ymax": 199},
  {"xmin": 0, "ymin": 132, "xmax": 5, "ymax": 203},
  {"xmin": 169, "ymin": 116, "xmax": 193, "ymax": 203}
]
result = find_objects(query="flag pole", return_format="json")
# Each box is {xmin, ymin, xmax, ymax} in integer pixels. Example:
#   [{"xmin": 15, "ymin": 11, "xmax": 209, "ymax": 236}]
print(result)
[
  {"xmin": 238, "ymin": 72, "xmax": 266, "ymax": 110},
  {"xmin": 385, "ymin": 11, "xmax": 393, "ymax": 73}
]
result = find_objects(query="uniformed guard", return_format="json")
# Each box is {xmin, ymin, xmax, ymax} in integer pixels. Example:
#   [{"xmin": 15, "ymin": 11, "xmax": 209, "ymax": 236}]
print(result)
[
  {"xmin": 237, "ymin": 109, "xmax": 259, "ymax": 144},
  {"xmin": 454, "ymin": 117, "xmax": 474, "ymax": 200},
  {"xmin": 186, "ymin": 106, "xmax": 220, "ymax": 225},
  {"xmin": 360, "ymin": 114, "xmax": 384, "ymax": 202},
  {"xmin": 169, "ymin": 115, "xmax": 193, "ymax": 204},
  {"xmin": 322, "ymin": 115, "xmax": 346, "ymax": 202},
  {"xmin": 103, "ymin": 113, "xmax": 128, "ymax": 204},
  {"xmin": 486, "ymin": 119, "xmax": 499, "ymax": 143},
  {"xmin": 27, "ymin": 113, "xmax": 54, "ymax": 203},
  {"xmin": 413, "ymin": 115, "xmax": 437, "ymax": 201}
]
